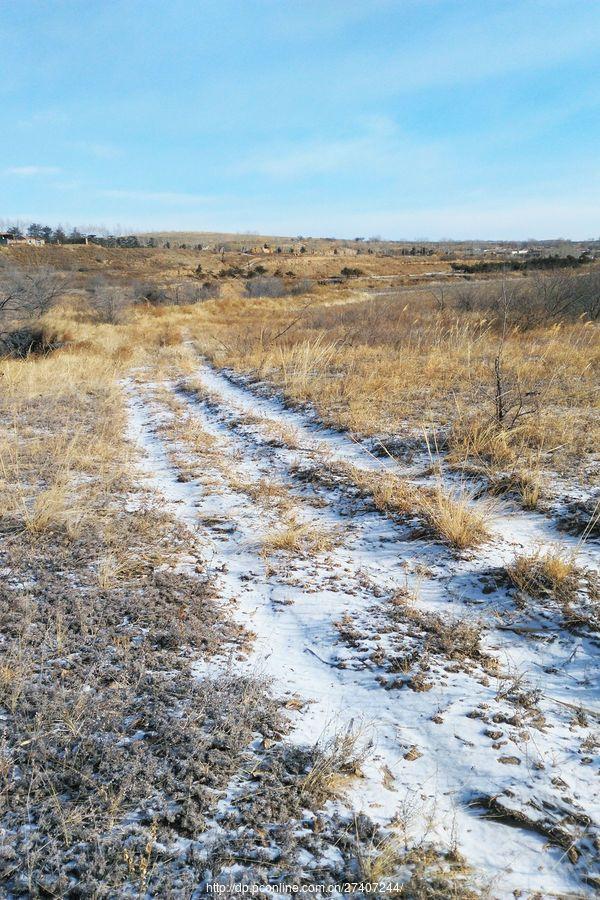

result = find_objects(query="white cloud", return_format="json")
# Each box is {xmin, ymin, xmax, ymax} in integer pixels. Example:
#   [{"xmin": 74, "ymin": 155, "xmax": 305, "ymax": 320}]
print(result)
[
  {"xmin": 99, "ymin": 188, "xmax": 216, "ymax": 205},
  {"xmin": 233, "ymin": 117, "xmax": 442, "ymax": 180},
  {"xmin": 325, "ymin": 3, "xmax": 600, "ymax": 101},
  {"xmin": 5, "ymin": 166, "xmax": 61, "ymax": 176},
  {"xmin": 265, "ymin": 0, "xmax": 396, "ymax": 41},
  {"xmin": 74, "ymin": 141, "xmax": 122, "ymax": 160},
  {"xmin": 16, "ymin": 109, "xmax": 69, "ymax": 129}
]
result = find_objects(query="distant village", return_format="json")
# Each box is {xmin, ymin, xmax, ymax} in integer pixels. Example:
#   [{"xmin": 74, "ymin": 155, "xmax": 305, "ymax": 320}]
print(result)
[{"xmin": 0, "ymin": 223, "xmax": 597, "ymax": 261}]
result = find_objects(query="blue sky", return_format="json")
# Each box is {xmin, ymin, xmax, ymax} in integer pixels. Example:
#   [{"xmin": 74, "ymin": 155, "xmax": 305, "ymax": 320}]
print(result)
[{"xmin": 1, "ymin": 0, "xmax": 599, "ymax": 239}]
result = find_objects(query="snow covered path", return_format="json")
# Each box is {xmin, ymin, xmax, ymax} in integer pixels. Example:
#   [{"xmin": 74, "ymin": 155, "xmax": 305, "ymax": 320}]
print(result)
[{"xmin": 125, "ymin": 363, "xmax": 600, "ymax": 899}]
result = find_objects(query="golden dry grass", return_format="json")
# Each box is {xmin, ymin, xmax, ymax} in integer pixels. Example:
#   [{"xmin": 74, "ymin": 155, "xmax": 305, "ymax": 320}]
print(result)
[
  {"xmin": 2, "ymin": 270, "xmax": 596, "ymax": 549},
  {"xmin": 419, "ymin": 485, "xmax": 494, "ymax": 549},
  {"xmin": 506, "ymin": 545, "xmax": 600, "ymax": 629},
  {"xmin": 0, "ymin": 352, "xmax": 122, "ymax": 536},
  {"xmin": 227, "ymin": 474, "xmax": 294, "ymax": 509},
  {"xmin": 321, "ymin": 462, "xmax": 493, "ymax": 549},
  {"xmin": 508, "ymin": 546, "xmax": 581, "ymax": 604},
  {"xmin": 261, "ymin": 516, "xmax": 340, "ymax": 557},
  {"xmin": 0, "ymin": 298, "xmax": 201, "ymax": 560},
  {"xmin": 172, "ymin": 287, "xmax": 599, "ymax": 493}
]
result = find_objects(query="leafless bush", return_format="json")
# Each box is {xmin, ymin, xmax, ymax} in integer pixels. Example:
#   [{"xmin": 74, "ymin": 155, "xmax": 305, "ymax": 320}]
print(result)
[
  {"xmin": 0, "ymin": 265, "xmax": 66, "ymax": 354},
  {"xmin": 131, "ymin": 280, "xmax": 220, "ymax": 307},
  {"xmin": 454, "ymin": 282, "xmax": 478, "ymax": 312},
  {"xmin": 88, "ymin": 278, "xmax": 133, "ymax": 323},
  {"xmin": 132, "ymin": 280, "xmax": 169, "ymax": 306},
  {"xmin": 524, "ymin": 270, "xmax": 600, "ymax": 324},
  {"xmin": 171, "ymin": 281, "xmax": 221, "ymax": 304},
  {"xmin": 0, "ymin": 325, "xmax": 52, "ymax": 357},
  {"xmin": 3, "ymin": 265, "xmax": 65, "ymax": 316},
  {"xmin": 451, "ymin": 270, "xmax": 600, "ymax": 327},
  {"xmin": 290, "ymin": 277, "xmax": 314, "ymax": 295},
  {"xmin": 245, "ymin": 276, "xmax": 286, "ymax": 298}
]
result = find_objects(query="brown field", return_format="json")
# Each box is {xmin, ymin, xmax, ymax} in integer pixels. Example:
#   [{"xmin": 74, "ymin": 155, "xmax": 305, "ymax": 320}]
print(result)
[
  {"xmin": 190, "ymin": 288, "xmax": 599, "ymax": 482},
  {"xmin": 4, "ymin": 240, "xmax": 598, "ymax": 500},
  {"xmin": 3, "ymin": 239, "xmax": 455, "ymax": 283}
]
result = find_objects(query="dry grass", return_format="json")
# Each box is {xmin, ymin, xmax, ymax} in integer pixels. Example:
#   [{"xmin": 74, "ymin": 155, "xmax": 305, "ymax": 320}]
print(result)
[
  {"xmin": 260, "ymin": 417, "xmax": 302, "ymax": 449},
  {"xmin": 19, "ymin": 477, "xmax": 77, "ymax": 535},
  {"xmin": 488, "ymin": 467, "xmax": 543, "ymax": 510},
  {"xmin": 419, "ymin": 485, "xmax": 494, "ymax": 549},
  {"xmin": 261, "ymin": 515, "xmax": 340, "ymax": 557},
  {"xmin": 507, "ymin": 545, "xmax": 598, "ymax": 627},
  {"xmin": 300, "ymin": 728, "xmax": 365, "ymax": 803},
  {"xmin": 356, "ymin": 832, "xmax": 406, "ymax": 885},
  {"xmin": 355, "ymin": 832, "xmax": 481, "ymax": 898},
  {"xmin": 176, "ymin": 286, "xmax": 598, "ymax": 503},
  {"xmin": 320, "ymin": 462, "xmax": 493, "ymax": 549},
  {"xmin": 227, "ymin": 474, "xmax": 294, "ymax": 509},
  {"xmin": 509, "ymin": 547, "xmax": 579, "ymax": 600},
  {"xmin": 339, "ymin": 464, "xmax": 416, "ymax": 517},
  {"xmin": 0, "ymin": 352, "xmax": 125, "ymax": 537}
]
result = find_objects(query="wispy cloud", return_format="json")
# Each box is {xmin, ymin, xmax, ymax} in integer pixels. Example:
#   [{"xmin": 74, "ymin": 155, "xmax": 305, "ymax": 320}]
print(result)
[
  {"xmin": 266, "ymin": 0, "xmax": 396, "ymax": 41},
  {"xmin": 333, "ymin": 2, "xmax": 600, "ymax": 99},
  {"xmin": 99, "ymin": 188, "xmax": 215, "ymax": 205},
  {"xmin": 4, "ymin": 166, "xmax": 61, "ymax": 176},
  {"xmin": 233, "ymin": 117, "xmax": 441, "ymax": 180},
  {"xmin": 74, "ymin": 141, "xmax": 122, "ymax": 160},
  {"xmin": 237, "ymin": 136, "xmax": 369, "ymax": 178},
  {"xmin": 16, "ymin": 109, "xmax": 69, "ymax": 129}
]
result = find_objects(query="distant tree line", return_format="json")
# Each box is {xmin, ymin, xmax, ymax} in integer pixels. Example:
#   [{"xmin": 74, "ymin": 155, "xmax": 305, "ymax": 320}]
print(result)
[
  {"xmin": 6, "ymin": 223, "xmax": 142, "ymax": 248},
  {"xmin": 451, "ymin": 254, "xmax": 593, "ymax": 274}
]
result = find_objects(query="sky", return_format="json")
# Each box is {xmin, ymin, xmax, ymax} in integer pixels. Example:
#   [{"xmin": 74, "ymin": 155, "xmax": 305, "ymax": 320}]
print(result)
[{"xmin": 1, "ymin": 0, "xmax": 599, "ymax": 240}]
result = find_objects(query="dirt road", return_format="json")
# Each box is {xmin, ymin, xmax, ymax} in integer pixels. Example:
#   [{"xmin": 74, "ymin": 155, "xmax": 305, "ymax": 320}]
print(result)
[{"xmin": 126, "ymin": 360, "xmax": 599, "ymax": 897}]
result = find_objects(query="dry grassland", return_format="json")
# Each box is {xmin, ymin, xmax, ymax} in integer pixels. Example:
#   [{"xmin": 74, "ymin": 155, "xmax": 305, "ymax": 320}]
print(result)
[
  {"xmin": 0, "ymin": 248, "xmax": 597, "ymax": 895},
  {"xmin": 178, "ymin": 286, "xmax": 599, "ymax": 507},
  {"xmin": 1, "ymin": 304, "xmax": 486, "ymax": 894}
]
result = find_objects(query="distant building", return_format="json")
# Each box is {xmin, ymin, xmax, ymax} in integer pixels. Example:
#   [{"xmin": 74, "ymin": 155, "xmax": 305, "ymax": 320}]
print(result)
[{"xmin": 0, "ymin": 232, "xmax": 45, "ymax": 246}]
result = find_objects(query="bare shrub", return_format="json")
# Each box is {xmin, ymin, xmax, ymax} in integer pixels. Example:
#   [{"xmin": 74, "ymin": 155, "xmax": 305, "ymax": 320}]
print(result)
[
  {"xmin": 171, "ymin": 281, "xmax": 221, "ymax": 304},
  {"xmin": 2, "ymin": 265, "xmax": 65, "ymax": 317},
  {"xmin": 290, "ymin": 277, "xmax": 314, "ymax": 295},
  {"xmin": 0, "ymin": 324, "xmax": 53, "ymax": 357},
  {"xmin": 0, "ymin": 265, "xmax": 66, "ymax": 353},
  {"xmin": 245, "ymin": 276, "xmax": 285, "ymax": 298},
  {"xmin": 451, "ymin": 271, "xmax": 600, "ymax": 328},
  {"xmin": 132, "ymin": 280, "xmax": 169, "ymax": 306},
  {"xmin": 89, "ymin": 279, "xmax": 132, "ymax": 323}
]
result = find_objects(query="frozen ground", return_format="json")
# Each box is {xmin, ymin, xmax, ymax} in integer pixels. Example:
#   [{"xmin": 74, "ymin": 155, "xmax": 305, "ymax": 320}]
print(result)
[{"xmin": 126, "ymin": 359, "xmax": 599, "ymax": 898}]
